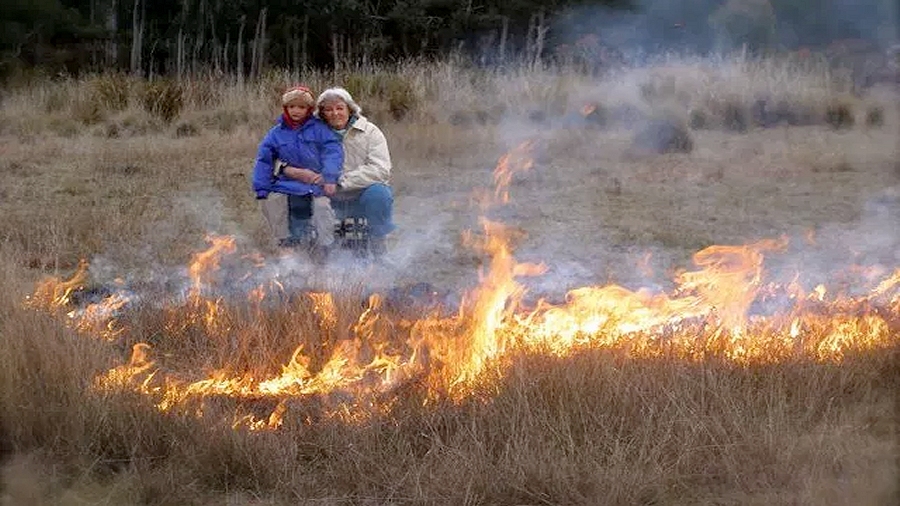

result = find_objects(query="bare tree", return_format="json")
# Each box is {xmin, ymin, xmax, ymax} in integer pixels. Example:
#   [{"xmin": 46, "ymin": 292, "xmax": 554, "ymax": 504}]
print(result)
[
  {"xmin": 176, "ymin": 28, "xmax": 185, "ymax": 79},
  {"xmin": 106, "ymin": 0, "xmax": 118, "ymax": 67},
  {"xmin": 250, "ymin": 8, "xmax": 267, "ymax": 80},
  {"xmin": 129, "ymin": 0, "xmax": 144, "ymax": 74},
  {"xmin": 527, "ymin": 9, "xmax": 547, "ymax": 70},
  {"xmin": 289, "ymin": 18, "xmax": 300, "ymax": 79},
  {"xmin": 498, "ymin": 15, "xmax": 508, "ymax": 63},
  {"xmin": 191, "ymin": 0, "xmax": 207, "ymax": 74},
  {"xmin": 301, "ymin": 13, "xmax": 309, "ymax": 72},
  {"xmin": 223, "ymin": 32, "xmax": 230, "ymax": 77},
  {"xmin": 331, "ymin": 28, "xmax": 341, "ymax": 75},
  {"xmin": 209, "ymin": 2, "xmax": 221, "ymax": 74},
  {"xmin": 237, "ymin": 15, "xmax": 246, "ymax": 86}
]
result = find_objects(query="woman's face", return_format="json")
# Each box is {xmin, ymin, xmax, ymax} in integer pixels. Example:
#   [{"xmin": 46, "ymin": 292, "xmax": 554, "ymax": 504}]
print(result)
[{"xmin": 320, "ymin": 99, "xmax": 351, "ymax": 130}]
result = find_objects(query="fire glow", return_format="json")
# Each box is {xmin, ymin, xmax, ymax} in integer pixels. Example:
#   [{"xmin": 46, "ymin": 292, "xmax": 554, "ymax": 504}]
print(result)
[{"xmin": 24, "ymin": 142, "xmax": 900, "ymax": 430}]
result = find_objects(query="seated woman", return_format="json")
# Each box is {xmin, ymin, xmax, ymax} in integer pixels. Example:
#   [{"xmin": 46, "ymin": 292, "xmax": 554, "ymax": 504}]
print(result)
[{"xmin": 283, "ymin": 87, "xmax": 395, "ymax": 259}]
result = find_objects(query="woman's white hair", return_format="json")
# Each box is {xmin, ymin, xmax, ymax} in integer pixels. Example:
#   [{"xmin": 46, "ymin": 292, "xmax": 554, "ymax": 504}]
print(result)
[{"xmin": 316, "ymin": 87, "xmax": 362, "ymax": 116}]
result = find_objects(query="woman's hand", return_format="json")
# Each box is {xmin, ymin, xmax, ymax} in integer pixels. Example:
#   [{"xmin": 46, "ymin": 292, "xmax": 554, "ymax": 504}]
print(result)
[{"xmin": 284, "ymin": 166, "xmax": 322, "ymax": 185}]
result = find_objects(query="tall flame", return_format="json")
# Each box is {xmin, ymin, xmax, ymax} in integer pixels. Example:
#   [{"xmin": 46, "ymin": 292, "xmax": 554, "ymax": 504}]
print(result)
[{"xmin": 188, "ymin": 234, "xmax": 237, "ymax": 299}]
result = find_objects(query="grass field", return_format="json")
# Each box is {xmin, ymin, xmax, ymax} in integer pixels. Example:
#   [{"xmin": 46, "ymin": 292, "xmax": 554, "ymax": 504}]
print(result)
[{"xmin": 0, "ymin": 56, "xmax": 898, "ymax": 505}]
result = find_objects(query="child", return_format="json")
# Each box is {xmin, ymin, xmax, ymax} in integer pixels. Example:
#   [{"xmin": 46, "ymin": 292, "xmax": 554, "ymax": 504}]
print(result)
[{"xmin": 252, "ymin": 85, "xmax": 343, "ymax": 253}]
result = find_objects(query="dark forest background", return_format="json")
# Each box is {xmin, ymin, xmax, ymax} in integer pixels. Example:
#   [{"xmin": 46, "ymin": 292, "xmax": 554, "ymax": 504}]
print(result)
[{"xmin": 1, "ymin": 0, "xmax": 898, "ymax": 80}]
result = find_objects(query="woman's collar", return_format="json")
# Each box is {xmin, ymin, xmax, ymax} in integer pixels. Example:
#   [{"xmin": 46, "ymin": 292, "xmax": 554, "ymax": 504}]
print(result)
[{"xmin": 347, "ymin": 114, "xmax": 366, "ymax": 130}]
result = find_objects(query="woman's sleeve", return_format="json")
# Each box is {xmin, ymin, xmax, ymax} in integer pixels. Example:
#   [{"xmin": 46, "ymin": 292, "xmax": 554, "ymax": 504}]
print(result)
[{"xmin": 339, "ymin": 125, "xmax": 392, "ymax": 190}]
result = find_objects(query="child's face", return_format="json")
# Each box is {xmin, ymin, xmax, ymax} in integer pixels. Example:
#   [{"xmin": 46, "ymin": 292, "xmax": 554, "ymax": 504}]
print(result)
[
  {"xmin": 320, "ymin": 99, "xmax": 351, "ymax": 130},
  {"xmin": 286, "ymin": 101, "xmax": 311, "ymax": 121}
]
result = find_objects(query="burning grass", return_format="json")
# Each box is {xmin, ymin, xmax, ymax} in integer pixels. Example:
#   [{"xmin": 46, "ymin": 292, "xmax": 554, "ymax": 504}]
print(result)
[
  {"xmin": 20, "ymin": 231, "xmax": 900, "ymax": 427},
  {"xmin": 2, "ymin": 272, "xmax": 899, "ymax": 504}
]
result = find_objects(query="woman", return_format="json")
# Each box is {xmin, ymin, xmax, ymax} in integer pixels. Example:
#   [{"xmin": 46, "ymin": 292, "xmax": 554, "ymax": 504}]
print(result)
[
  {"xmin": 283, "ymin": 87, "xmax": 395, "ymax": 259},
  {"xmin": 251, "ymin": 85, "xmax": 343, "ymax": 251}
]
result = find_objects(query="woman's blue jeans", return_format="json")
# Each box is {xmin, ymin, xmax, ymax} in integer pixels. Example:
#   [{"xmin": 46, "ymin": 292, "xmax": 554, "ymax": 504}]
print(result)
[{"xmin": 331, "ymin": 183, "xmax": 396, "ymax": 238}]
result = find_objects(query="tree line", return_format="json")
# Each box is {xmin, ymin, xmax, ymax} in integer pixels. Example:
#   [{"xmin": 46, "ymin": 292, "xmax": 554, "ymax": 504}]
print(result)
[{"xmin": 1, "ymin": 0, "xmax": 897, "ymax": 80}]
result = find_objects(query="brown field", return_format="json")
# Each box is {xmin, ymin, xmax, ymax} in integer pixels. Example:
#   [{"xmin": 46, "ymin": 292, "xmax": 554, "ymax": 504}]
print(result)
[{"xmin": 0, "ymin": 57, "xmax": 899, "ymax": 505}]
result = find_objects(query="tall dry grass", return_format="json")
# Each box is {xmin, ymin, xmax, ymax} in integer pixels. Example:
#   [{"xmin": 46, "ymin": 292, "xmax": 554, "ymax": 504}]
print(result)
[
  {"xmin": 0, "ymin": 53, "xmax": 890, "ymax": 139},
  {"xmin": 1, "ymin": 55, "xmax": 899, "ymax": 504}
]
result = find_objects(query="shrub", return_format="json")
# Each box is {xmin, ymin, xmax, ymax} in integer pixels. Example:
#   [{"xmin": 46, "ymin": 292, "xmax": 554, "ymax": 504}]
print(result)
[
  {"xmin": 174, "ymin": 121, "xmax": 200, "ymax": 138},
  {"xmin": 751, "ymin": 96, "xmax": 774, "ymax": 128},
  {"xmin": 90, "ymin": 73, "xmax": 132, "ymax": 112},
  {"xmin": 201, "ymin": 108, "xmax": 249, "ymax": 133},
  {"xmin": 341, "ymin": 73, "xmax": 376, "ymax": 100},
  {"xmin": 386, "ymin": 77, "xmax": 418, "ymax": 121},
  {"xmin": 631, "ymin": 116, "xmax": 693, "ymax": 154},
  {"xmin": 689, "ymin": 108, "xmax": 710, "ymax": 129},
  {"xmin": 772, "ymin": 99, "xmax": 799, "ymax": 126},
  {"xmin": 71, "ymin": 94, "xmax": 104, "ymax": 125},
  {"xmin": 825, "ymin": 101, "xmax": 854, "ymax": 129},
  {"xmin": 475, "ymin": 106, "xmax": 504, "ymax": 125},
  {"xmin": 42, "ymin": 86, "xmax": 71, "ymax": 113},
  {"xmin": 865, "ymin": 105, "xmax": 884, "ymax": 128},
  {"xmin": 140, "ymin": 79, "xmax": 184, "ymax": 123},
  {"xmin": 119, "ymin": 111, "xmax": 165, "ymax": 135},
  {"xmin": 448, "ymin": 110, "xmax": 474, "ymax": 126},
  {"xmin": 102, "ymin": 121, "xmax": 121, "ymax": 138},
  {"xmin": 527, "ymin": 109, "xmax": 548, "ymax": 124},
  {"xmin": 340, "ymin": 72, "xmax": 420, "ymax": 121},
  {"xmin": 184, "ymin": 78, "xmax": 220, "ymax": 108},
  {"xmin": 722, "ymin": 101, "xmax": 748, "ymax": 132},
  {"xmin": 750, "ymin": 96, "xmax": 817, "ymax": 128}
]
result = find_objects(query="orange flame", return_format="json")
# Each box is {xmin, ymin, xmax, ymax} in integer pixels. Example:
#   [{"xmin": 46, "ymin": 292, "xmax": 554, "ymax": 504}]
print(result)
[
  {"xmin": 188, "ymin": 234, "xmax": 236, "ymax": 299},
  {"xmin": 492, "ymin": 140, "xmax": 535, "ymax": 204},
  {"xmin": 25, "ymin": 258, "xmax": 90, "ymax": 310}
]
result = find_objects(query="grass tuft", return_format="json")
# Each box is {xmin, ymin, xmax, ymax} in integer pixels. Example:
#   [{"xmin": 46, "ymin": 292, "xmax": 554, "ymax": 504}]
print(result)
[
  {"xmin": 90, "ymin": 72, "xmax": 133, "ymax": 112},
  {"xmin": 140, "ymin": 79, "xmax": 185, "ymax": 123},
  {"xmin": 865, "ymin": 104, "xmax": 885, "ymax": 128},
  {"xmin": 825, "ymin": 99, "xmax": 855, "ymax": 129},
  {"xmin": 175, "ymin": 120, "xmax": 200, "ymax": 138},
  {"xmin": 630, "ymin": 115, "xmax": 694, "ymax": 154}
]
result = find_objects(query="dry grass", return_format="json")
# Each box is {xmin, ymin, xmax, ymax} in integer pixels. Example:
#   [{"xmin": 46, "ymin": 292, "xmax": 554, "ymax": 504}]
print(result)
[{"xmin": 0, "ymin": 56, "xmax": 899, "ymax": 504}]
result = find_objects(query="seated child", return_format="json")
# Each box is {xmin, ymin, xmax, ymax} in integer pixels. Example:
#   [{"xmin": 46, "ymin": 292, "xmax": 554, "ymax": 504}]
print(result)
[{"xmin": 251, "ymin": 85, "xmax": 343, "ymax": 251}]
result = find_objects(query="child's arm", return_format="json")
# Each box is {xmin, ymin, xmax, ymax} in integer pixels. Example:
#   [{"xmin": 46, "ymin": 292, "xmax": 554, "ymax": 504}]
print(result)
[
  {"xmin": 319, "ymin": 126, "xmax": 344, "ymax": 185},
  {"xmin": 251, "ymin": 130, "xmax": 278, "ymax": 199}
]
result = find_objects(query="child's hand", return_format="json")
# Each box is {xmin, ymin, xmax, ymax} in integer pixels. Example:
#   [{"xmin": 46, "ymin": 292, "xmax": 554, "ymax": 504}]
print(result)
[
  {"xmin": 284, "ymin": 166, "xmax": 321, "ymax": 184},
  {"xmin": 323, "ymin": 184, "xmax": 337, "ymax": 196}
]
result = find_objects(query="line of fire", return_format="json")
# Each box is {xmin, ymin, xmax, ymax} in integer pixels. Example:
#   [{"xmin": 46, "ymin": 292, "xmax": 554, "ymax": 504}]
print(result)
[{"xmin": 22, "ymin": 140, "xmax": 900, "ymax": 431}]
